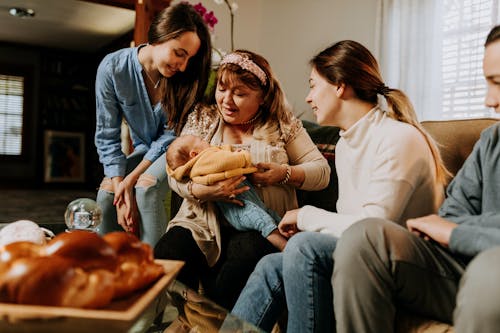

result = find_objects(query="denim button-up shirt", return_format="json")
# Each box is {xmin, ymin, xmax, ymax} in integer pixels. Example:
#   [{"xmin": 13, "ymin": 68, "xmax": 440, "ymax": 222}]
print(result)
[{"xmin": 94, "ymin": 45, "xmax": 175, "ymax": 178}]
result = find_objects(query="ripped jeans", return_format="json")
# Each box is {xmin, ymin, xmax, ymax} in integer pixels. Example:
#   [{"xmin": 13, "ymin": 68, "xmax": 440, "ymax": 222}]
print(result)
[{"xmin": 96, "ymin": 151, "xmax": 168, "ymax": 247}]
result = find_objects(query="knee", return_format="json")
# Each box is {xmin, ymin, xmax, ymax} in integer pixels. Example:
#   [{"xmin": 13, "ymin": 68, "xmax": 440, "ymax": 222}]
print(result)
[
  {"xmin": 98, "ymin": 177, "xmax": 113, "ymax": 192},
  {"xmin": 136, "ymin": 173, "xmax": 157, "ymax": 189},
  {"xmin": 334, "ymin": 218, "xmax": 398, "ymax": 270},
  {"xmin": 285, "ymin": 231, "xmax": 317, "ymax": 258},
  {"xmin": 466, "ymin": 247, "xmax": 500, "ymax": 279},
  {"xmin": 335, "ymin": 218, "xmax": 386, "ymax": 255},
  {"xmin": 253, "ymin": 253, "xmax": 282, "ymax": 277},
  {"xmin": 458, "ymin": 247, "xmax": 500, "ymax": 310}
]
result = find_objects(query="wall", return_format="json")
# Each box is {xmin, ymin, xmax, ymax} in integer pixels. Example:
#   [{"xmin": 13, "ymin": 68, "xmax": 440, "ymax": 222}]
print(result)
[
  {"xmin": 190, "ymin": 0, "xmax": 379, "ymax": 122},
  {"xmin": 0, "ymin": 43, "xmax": 101, "ymax": 189},
  {"xmin": 0, "ymin": 44, "xmax": 40, "ymax": 185}
]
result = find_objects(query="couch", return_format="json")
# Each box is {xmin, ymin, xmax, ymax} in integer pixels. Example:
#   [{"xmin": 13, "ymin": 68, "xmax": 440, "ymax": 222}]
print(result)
[
  {"xmin": 298, "ymin": 117, "xmax": 498, "ymax": 333},
  {"xmin": 168, "ymin": 117, "xmax": 498, "ymax": 332}
]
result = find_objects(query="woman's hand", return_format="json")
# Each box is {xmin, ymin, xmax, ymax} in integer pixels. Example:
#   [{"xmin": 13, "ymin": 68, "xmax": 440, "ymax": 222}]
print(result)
[
  {"xmin": 250, "ymin": 162, "xmax": 288, "ymax": 187},
  {"xmin": 278, "ymin": 209, "xmax": 301, "ymax": 238},
  {"xmin": 115, "ymin": 200, "xmax": 138, "ymax": 233},
  {"xmin": 113, "ymin": 177, "xmax": 139, "ymax": 232},
  {"xmin": 406, "ymin": 214, "xmax": 457, "ymax": 247},
  {"xmin": 191, "ymin": 176, "xmax": 249, "ymax": 206}
]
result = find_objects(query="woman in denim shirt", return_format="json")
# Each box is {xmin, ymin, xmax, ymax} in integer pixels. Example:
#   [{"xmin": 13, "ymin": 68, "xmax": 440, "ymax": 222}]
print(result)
[{"xmin": 95, "ymin": 3, "xmax": 212, "ymax": 246}]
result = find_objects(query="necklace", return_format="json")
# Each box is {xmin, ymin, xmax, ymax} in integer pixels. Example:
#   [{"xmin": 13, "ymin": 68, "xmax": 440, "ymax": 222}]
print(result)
[
  {"xmin": 143, "ymin": 68, "xmax": 161, "ymax": 89},
  {"xmin": 239, "ymin": 110, "xmax": 262, "ymax": 125}
]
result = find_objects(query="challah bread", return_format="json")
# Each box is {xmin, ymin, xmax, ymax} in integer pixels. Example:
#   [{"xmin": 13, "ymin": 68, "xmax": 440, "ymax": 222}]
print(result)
[
  {"xmin": 103, "ymin": 232, "xmax": 164, "ymax": 299},
  {"xmin": 0, "ymin": 231, "xmax": 164, "ymax": 308},
  {"xmin": 0, "ymin": 241, "xmax": 43, "ymax": 272},
  {"xmin": 45, "ymin": 231, "xmax": 119, "ymax": 271},
  {"xmin": 0, "ymin": 256, "xmax": 115, "ymax": 308}
]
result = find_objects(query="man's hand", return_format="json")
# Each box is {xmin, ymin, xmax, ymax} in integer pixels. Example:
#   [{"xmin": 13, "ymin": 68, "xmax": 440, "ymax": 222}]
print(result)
[
  {"xmin": 406, "ymin": 214, "xmax": 457, "ymax": 247},
  {"xmin": 278, "ymin": 209, "xmax": 301, "ymax": 238}
]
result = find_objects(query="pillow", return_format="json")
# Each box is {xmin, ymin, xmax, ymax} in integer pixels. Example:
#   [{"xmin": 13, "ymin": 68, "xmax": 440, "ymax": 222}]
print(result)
[{"xmin": 296, "ymin": 120, "xmax": 340, "ymax": 213}]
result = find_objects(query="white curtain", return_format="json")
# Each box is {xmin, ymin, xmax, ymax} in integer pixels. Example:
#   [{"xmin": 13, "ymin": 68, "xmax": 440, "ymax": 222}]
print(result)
[{"xmin": 375, "ymin": 0, "xmax": 444, "ymax": 120}]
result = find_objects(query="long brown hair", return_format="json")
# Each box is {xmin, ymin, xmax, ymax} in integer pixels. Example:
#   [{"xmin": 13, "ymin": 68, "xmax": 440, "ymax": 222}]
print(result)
[
  {"xmin": 149, "ymin": 3, "xmax": 212, "ymax": 134},
  {"xmin": 311, "ymin": 40, "xmax": 450, "ymax": 184},
  {"xmin": 216, "ymin": 49, "xmax": 293, "ymax": 131},
  {"xmin": 486, "ymin": 25, "xmax": 500, "ymax": 46}
]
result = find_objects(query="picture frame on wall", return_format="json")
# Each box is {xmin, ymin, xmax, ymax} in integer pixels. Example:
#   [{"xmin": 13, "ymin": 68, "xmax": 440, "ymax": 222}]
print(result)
[{"xmin": 44, "ymin": 130, "xmax": 85, "ymax": 183}]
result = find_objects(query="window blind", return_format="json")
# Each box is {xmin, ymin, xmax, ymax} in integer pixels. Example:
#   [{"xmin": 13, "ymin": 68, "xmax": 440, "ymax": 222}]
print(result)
[
  {"xmin": 442, "ymin": 0, "xmax": 500, "ymax": 119},
  {"xmin": 0, "ymin": 74, "xmax": 24, "ymax": 155}
]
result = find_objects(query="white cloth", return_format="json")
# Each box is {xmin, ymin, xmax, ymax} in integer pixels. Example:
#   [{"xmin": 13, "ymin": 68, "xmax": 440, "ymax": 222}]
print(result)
[
  {"xmin": 0, "ymin": 220, "xmax": 54, "ymax": 246},
  {"xmin": 375, "ymin": 0, "xmax": 443, "ymax": 121},
  {"xmin": 297, "ymin": 107, "xmax": 444, "ymax": 237}
]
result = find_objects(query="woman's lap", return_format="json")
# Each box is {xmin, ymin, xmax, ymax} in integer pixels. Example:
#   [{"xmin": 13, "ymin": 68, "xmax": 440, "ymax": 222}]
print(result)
[
  {"xmin": 155, "ymin": 225, "xmax": 277, "ymax": 309},
  {"xmin": 206, "ymin": 228, "xmax": 277, "ymax": 309}
]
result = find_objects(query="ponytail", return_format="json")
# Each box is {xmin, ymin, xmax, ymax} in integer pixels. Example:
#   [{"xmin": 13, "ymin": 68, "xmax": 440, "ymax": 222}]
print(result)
[{"xmin": 383, "ymin": 88, "xmax": 452, "ymax": 184}]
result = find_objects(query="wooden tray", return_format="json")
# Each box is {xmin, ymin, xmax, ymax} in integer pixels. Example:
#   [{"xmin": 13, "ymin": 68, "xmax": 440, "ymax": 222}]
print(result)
[{"xmin": 0, "ymin": 259, "xmax": 184, "ymax": 333}]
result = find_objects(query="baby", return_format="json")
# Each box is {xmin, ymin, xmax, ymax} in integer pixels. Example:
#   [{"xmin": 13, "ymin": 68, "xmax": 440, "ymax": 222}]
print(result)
[{"xmin": 167, "ymin": 135, "xmax": 287, "ymax": 251}]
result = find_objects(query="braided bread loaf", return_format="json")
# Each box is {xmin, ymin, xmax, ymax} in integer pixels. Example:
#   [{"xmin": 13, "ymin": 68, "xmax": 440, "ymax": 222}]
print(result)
[{"xmin": 0, "ymin": 231, "xmax": 164, "ymax": 309}]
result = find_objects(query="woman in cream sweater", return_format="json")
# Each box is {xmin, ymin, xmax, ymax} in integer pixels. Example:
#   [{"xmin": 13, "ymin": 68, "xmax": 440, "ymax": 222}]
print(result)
[{"xmin": 232, "ymin": 40, "xmax": 449, "ymax": 333}]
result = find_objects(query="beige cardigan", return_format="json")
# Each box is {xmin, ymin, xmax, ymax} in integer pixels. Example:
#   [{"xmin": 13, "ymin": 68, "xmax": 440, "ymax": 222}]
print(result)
[{"xmin": 167, "ymin": 105, "xmax": 330, "ymax": 266}]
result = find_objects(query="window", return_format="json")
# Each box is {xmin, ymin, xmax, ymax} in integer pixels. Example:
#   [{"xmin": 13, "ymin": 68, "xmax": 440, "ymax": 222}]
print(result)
[
  {"xmin": 0, "ymin": 74, "xmax": 24, "ymax": 155},
  {"xmin": 442, "ymin": 0, "xmax": 500, "ymax": 119},
  {"xmin": 378, "ymin": 0, "xmax": 500, "ymax": 120}
]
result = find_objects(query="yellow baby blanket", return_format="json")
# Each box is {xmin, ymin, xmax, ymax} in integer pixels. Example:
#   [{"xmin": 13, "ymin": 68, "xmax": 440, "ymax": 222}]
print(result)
[{"xmin": 168, "ymin": 146, "xmax": 257, "ymax": 185}]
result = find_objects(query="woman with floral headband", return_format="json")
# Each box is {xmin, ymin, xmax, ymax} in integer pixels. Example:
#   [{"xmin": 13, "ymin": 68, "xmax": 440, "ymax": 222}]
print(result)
[
  {"xmin": 95, "ymin": 3, "xmax": 212, "ymax": 246},
  {"xmin": 154, "ymin": 49, "xmax": 330, "ymax": 308},
  {"xmin": 231, "ymin": 40, "xmax": 449, "ymax": 333}
]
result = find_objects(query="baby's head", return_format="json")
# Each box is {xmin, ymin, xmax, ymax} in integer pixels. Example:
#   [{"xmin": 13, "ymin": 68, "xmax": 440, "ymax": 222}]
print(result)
[{"xmin": 166, "ymin": 135, "xmax": 211, "ymax": 170}]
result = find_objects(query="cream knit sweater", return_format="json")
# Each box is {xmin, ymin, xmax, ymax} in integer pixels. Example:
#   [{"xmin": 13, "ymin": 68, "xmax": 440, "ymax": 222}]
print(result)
[{"xmin": 297, "ymin": 107, "xmax": 444, "ymax": 237}]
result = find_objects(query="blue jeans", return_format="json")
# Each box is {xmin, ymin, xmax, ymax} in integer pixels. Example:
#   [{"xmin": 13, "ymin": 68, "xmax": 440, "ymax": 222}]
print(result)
[
  {"xmin": 231, "ymin": 231, "xmax": 338, "ymax": 333},
  {"xmin": 96, "ymin": 150, "xmax": 168, "ymax": 246},
  {"xmin": 217, "ymin": 180, "xmax": 281, "ymax": 237}
]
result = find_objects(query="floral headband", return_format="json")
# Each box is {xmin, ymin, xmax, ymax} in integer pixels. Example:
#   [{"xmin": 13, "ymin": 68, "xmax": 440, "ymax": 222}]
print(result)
[{"xmin": 220, "ymin": 53, "xmax": 268, "ymax": 85}]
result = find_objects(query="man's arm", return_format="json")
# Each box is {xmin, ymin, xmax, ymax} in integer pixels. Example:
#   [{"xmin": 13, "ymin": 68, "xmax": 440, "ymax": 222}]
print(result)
[{"xmin": 410, "ymin": 126, "xmax": 500, "ymax": 257}]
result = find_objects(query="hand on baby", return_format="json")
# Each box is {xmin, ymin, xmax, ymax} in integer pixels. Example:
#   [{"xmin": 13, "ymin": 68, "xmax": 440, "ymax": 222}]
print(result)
[
  {"xmin": 251, "ymin": 162, "xmax": 288, "ymax": 187},
  {"xmin": 192, "ymin": 176, "xmax": 249, "ymax": 206}
]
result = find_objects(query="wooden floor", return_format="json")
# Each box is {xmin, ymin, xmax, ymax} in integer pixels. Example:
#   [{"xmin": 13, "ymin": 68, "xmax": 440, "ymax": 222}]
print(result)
[{"xmin": 0, "ymin": 189, "xmax": 97, "ymax": 231}]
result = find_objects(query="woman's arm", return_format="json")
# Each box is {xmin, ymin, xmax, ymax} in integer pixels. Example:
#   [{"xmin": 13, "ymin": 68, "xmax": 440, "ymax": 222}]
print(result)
[
  {"xmin": 94, "ymin": 55, "xmax": 127, "ymax": 178},
  {"xmin": 252, "ymin": 124, "xmax": 330, "ymax": 190},
  {"xmin": 285, "ymin": 126, "xmax": 330, "ymax": 190}
]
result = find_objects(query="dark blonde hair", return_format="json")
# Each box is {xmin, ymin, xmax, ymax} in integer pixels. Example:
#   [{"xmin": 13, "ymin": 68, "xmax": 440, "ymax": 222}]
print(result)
[
  {"xmin": 166, "ymin": 136, "xmax": 192, "ymax": 170},
  {"xmin": 311, "ymin": 40, "xmax": 450, "ymax": 184},
  {"xmin": 216, "ymin": 49, "xmax": 293, "ymax": 130},
  {"xmin": 149, "ymin": 3, "xmax": 212, "ymax": 134}
]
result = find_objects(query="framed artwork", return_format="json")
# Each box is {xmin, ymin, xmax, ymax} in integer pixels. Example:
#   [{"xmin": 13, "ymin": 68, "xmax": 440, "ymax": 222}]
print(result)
[{"xmin": 44, "ymin": 130, "xmax": 85, "ymax": 183}]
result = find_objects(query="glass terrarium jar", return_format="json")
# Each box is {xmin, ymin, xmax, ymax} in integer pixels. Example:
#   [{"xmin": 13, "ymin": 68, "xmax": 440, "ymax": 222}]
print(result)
[{"xmin": 64, "ymin": 198, "xmax": 102, "ymax": 232}]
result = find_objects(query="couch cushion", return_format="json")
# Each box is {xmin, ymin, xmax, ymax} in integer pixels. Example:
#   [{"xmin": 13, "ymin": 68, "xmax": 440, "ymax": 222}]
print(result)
[
  {"xmin": 297, "ymin": 120, "xmax": 340, "ymax": 213},
  {"xmin": 422, "ymin": 118, "xmax": 498, "ymax": 178}
]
